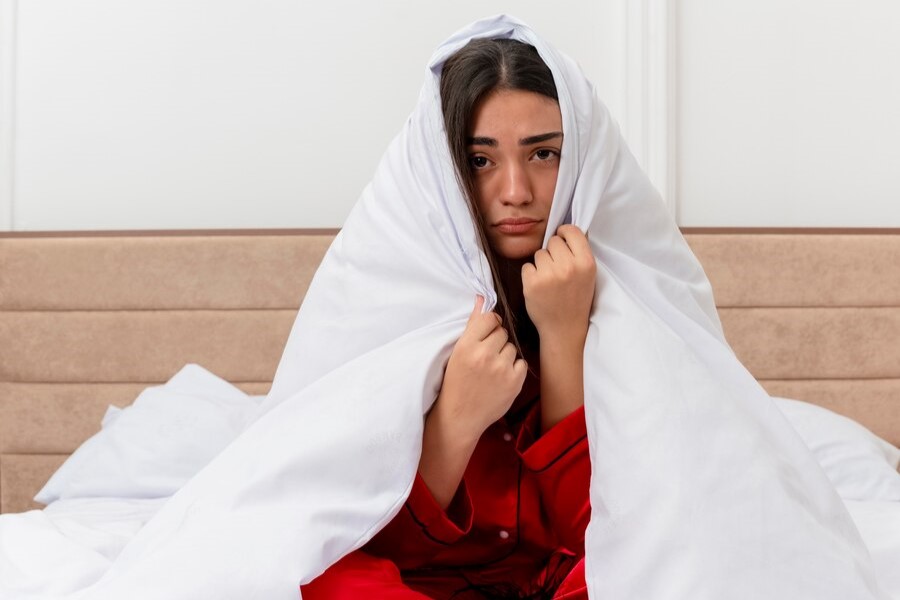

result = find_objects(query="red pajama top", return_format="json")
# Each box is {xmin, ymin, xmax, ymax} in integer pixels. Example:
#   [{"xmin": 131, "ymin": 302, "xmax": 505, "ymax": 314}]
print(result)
[{"xmin": 363, "ymin": 382, "xmax": 592, "ymax": 596}]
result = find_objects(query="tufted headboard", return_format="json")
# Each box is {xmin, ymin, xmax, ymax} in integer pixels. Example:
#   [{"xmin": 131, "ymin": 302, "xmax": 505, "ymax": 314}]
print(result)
[{"xmin": 1, "ymin": 228, "xmax": 898, "ymax": 513}]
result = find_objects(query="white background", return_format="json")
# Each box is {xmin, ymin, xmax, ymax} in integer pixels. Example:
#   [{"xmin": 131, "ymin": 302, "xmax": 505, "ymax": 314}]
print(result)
[
  {"xmin": 677, "ymin": 0, "xmax": 900, "ymax": 227},
  {"xmin": 0, "ymin": 0, "xmax": 898, "ymax": 231}
]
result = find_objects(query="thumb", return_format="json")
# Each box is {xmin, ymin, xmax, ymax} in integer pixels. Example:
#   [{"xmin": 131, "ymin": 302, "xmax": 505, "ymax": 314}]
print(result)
[{"xmin": 469, "ymin": 295, "xmax": 485, "ymax": 322}]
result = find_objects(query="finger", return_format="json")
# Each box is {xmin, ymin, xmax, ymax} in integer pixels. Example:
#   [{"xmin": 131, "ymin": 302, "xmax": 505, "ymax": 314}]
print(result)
[
  {"xmin": 464, "ymin": 296, "xmax": 504, "ymax": 342},
  {"xmin": 546, "ymin": 234, "xmax": 572, "ymax": 262},
  {"xmin": 466, "ymin": 294, "xmax": 500, "ymax": 330},
  {"xmin": 466, "ymin": 313, "xmax": 503, "ymax": 343},
  {"xmin": 556, "ymin": 225, "xmax": 592, "ymax": 259},
  {"xmin": 483, "ymin": 325, "xmax": 509, "ymax": 354},
  {"xmin": 499, "ymin": 341, "xmax": 518, "ymax": 363},
  {"xmin": 468, "ymin": 295, "xmax": 485, "ymax": 323},
  {"xmin": 512, "ymin": 357, "xmax": 529, "ymax": 383},
  {"xmin": 520, "ymin": 262, "xmax": 536, "ymax": 293},
  {"xmin": 533, "ymin": 248, "xmax": 552, "ymax": 271}
]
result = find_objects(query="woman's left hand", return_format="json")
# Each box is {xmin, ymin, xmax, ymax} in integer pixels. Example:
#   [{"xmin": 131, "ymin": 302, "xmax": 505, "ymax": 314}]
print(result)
[{"xmin": 521, "ymin": 224, "xmax": 596, "ymax": 344}]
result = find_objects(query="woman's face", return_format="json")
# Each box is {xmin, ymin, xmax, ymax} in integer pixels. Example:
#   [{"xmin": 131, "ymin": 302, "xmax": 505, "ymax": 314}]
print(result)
[{"xmin": 467, "ymin": 89, "xmax": 562, "ymax": 261}]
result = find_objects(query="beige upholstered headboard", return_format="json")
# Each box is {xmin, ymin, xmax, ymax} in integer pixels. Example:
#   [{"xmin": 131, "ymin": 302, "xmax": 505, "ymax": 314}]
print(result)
[
  {"xmin": 1, "ymin": 228, "xmax": 898, "ymax": 514},
  {"xmin": 685, "ymin": 230, "xmax": 900, "ymax": 445}
]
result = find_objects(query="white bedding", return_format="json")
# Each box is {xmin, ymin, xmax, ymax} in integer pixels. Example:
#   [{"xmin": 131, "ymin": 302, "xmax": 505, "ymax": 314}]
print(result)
[
  {"xmin": 0, "ymin": 499, "xmax": 164, "ymax": 597},
  {"xmin": 1, "ymin": 14, "xmax": 897, "ymax": 600},
  {"xmin": 845, "ymin": 500, "xmax": 900, "ymax": 597},
  {"xmin": 7, "ymin": 496, "xmax": 897, "ymax": 599},
  {"xmin": 1, "ymin": 365, "xmax": 898, "ymax": 598}
]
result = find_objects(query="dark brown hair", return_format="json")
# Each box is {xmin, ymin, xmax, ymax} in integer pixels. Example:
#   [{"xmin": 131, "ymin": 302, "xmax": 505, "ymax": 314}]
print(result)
[{"xmin": 440, "ymin": 38, "xmax": 558, "ymax": 352}]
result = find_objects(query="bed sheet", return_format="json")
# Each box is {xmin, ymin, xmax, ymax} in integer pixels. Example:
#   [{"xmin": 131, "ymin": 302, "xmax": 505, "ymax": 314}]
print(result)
[
  {"xmin": 0, "ymin": 498, "xmax": 164, "ymax": 598},
  {"xmin": 844, "ymin": 500, "xmax": 900, "ymax": 599}
]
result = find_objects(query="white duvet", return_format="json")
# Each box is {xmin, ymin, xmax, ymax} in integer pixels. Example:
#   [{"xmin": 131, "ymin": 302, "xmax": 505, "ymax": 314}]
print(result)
[
  {"xmin": 1, "ymin": 14, "xmax": 897, "ymax": 600},
  {"xmin": 1, "ymin": 366, "xmax": 899, "ymax": 599}
]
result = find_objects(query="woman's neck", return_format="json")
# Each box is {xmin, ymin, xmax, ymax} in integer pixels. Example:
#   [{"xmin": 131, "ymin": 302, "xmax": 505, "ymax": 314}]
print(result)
[
  {"xmin": 497, "ymin": 257, "xmax": 528, "ymax": 315},
  {"xmin": 496, "ymin": 257, "xmax": 540, "ymax": 358}
]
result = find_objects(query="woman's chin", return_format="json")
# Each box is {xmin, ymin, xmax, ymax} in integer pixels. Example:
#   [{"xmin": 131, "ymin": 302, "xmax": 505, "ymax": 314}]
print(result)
[{"xmin": 494, "ymin": 241, "xmax": 541, "ymax": 262}]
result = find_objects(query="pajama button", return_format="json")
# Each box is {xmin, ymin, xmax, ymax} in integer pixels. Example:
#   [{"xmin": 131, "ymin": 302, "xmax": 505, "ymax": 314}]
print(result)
[
  {"xmin": 502, "ymin": 432, "xmax": 513, "ymax": 442},
  {"xmin": 498, "ymin": 530, "xmax": 510, "ymax": 540}
]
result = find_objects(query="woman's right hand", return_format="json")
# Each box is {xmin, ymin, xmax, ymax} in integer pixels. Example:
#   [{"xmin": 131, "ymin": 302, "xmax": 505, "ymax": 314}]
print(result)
[
  {"xmin": 417, "ymin": 295, "xmax": 527, "ymax": 509},
  {"xmin": 434, "ymin": 295, "xmax": 528, "ymax": 439}
]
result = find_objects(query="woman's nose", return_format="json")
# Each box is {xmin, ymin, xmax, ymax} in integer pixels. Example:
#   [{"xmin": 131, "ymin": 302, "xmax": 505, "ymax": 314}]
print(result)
[{"xmin": 499, "ymin": 163, "xmax": 533, "ymax": 206}]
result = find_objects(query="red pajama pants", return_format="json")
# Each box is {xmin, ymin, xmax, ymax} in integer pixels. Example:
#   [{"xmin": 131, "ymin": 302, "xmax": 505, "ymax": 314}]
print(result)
[{"xmin": 302, "ymin": 390, "xmax": 591, "ymax": 600}]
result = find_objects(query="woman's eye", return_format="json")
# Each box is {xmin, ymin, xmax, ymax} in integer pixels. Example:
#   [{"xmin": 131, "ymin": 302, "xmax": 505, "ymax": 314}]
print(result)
[
  {"xmin": 469, "ymin": 156, "xmax": 489, "ymax": 169},
  {"xmin": 534, "ymin": 149, "xmax": 559, "ymax": 161}
]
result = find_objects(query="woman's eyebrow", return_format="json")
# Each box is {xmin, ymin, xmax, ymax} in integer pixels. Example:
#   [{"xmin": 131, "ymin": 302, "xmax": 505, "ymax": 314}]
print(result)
[
  {"xmin": 467, "ymin": 136, "xmax": 496, "ymax": 147},
  {"xmin": 466, "ymin": 132, "xmax": 563, "ymax": 147},
  {"xmin": 520, "ymin": 131, "xmax": 563, "ymax": 145}
]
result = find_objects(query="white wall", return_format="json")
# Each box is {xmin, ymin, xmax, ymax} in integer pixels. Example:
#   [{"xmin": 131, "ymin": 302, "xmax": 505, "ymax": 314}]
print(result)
[
  {"xmin": 677, "ymin": 0, "xmax": 900, "ymax": 226},
  {"xmin": 1, "ymin": 1, "xmax": 899, "ymax": 231},
  {"xmin": 0, "ymin": 0, "xmax": 604, "ymax": 230}
]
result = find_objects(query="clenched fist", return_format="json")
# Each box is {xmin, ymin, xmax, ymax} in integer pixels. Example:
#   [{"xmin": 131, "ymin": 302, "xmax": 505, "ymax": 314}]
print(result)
[
  {"xmin": 521, "ymin": 224, "xmax": 596, "ymax": 344},
  {"xmin": 436, "ymin": 295, "xmax": 528, "ymax": 438}
]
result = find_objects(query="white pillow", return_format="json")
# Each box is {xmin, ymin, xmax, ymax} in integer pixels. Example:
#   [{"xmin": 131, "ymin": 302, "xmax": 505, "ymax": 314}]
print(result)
[
  {"xmin": 773, "ymin": 396, "xmax": 900, "ymax": 501},
  {"xmin": 35, "ymin": 364, "xmax": 261, "ymax": 505}
]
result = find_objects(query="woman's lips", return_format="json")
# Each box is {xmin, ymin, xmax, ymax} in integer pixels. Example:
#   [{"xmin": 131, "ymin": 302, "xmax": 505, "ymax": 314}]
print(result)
[{"xmin": 494, "ymin": 218, "xmax": 540, "ymax": 234}]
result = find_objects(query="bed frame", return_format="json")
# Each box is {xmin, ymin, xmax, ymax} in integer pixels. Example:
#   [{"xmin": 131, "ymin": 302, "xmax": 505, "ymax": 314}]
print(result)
[{"xmin": 1, "ymin": 228, "xmax": 899, "ymax": 514}]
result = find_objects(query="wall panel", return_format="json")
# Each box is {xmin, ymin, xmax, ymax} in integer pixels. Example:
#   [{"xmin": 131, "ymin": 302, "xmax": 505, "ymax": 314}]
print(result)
[{"xmin": 677, "ymin": 0, "xmax": 900, "ymax": 226}]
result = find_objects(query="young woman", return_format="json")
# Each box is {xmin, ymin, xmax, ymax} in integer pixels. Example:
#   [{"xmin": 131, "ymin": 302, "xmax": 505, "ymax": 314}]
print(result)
[{"xmin": 301, "ymin": 38, "xmax": 595, "ymax": 600}]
